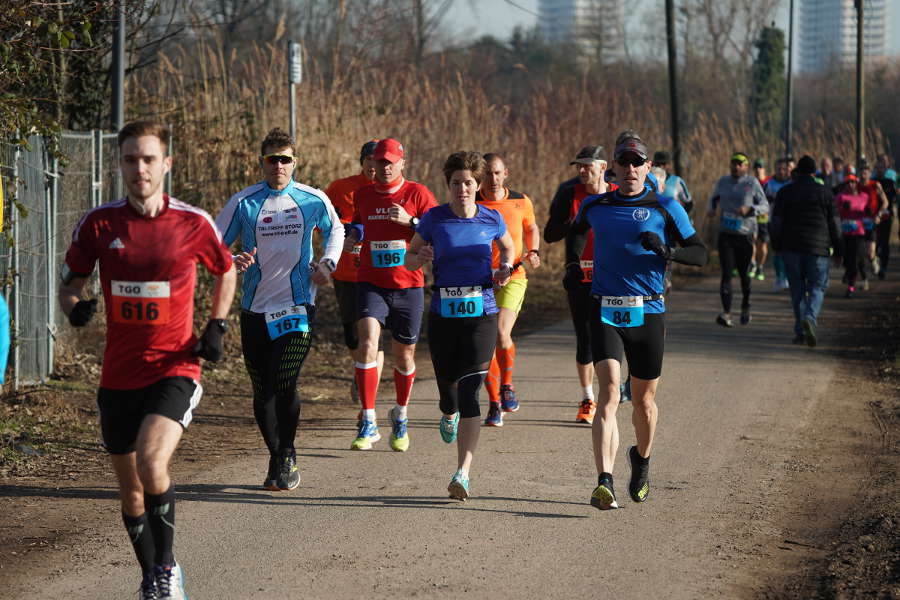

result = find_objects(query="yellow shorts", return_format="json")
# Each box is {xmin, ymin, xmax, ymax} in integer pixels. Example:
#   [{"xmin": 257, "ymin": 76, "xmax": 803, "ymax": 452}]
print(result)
[{"xmin": 494, "ymin": 278, "xmax": 528, "ymax": 313}]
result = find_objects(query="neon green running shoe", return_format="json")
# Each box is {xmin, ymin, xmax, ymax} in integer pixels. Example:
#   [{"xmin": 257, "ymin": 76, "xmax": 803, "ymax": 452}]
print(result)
[
  {"xmin": 388, "ymin": 406, "xmax": 410, "ymax": 452},
  {"xmin": 439, "ymin": 413, "xmax": 459, "ymax": 444},
  {"xmin": 590, "ymin": 476, "xmax": 619, "ymax": 510},
  {"xmin": 350, "ymin": 420, "xmax": 381, "ymax": 450}
]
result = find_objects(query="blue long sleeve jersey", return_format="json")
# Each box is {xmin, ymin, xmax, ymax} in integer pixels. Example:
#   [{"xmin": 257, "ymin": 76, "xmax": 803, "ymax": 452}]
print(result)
[
  {"xmin": 216, "ymin": 180, "xmax": 344, "ymax": 312},
  {"xmin": 573, "ymin": 188, "xmax": 700, "ymax": 314}
]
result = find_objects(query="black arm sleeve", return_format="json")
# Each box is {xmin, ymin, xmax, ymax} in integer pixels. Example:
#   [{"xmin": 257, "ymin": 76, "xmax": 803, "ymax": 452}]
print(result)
[
  {"xmin": 669, "ymin": 233, "xmax": 708, "ymax": 266},
  {"xmin": 543, "ymin": 184, "xmax": 575, "ymax": 243}
]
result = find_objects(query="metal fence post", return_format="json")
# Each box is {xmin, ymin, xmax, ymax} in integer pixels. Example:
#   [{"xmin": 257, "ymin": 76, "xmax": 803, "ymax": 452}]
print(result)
[
  {"xmin": 46, "ymin": 148, "xmax": 58, "ymax": 375},
  {"xmin": 11, "ymin": 144, "xmax": 19, "ymax": 390},
  {"xmin": 92, "ymin": 129, "xmax": 103, "ymax": 208}
]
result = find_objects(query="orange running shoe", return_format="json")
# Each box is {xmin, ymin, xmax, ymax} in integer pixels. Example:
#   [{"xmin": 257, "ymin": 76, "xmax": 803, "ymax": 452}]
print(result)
[{"xmin": 575, "ymin": 399, "xmax": 596, "ymax": 424}]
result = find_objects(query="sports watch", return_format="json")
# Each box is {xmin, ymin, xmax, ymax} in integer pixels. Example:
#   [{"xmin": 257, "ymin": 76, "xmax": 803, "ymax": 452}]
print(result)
[{"xmin": 409, "ymin": 216, "xmax": 420, "ymax": 230}]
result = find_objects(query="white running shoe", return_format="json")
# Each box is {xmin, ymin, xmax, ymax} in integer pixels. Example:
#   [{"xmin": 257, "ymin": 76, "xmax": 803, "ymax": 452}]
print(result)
[{"xmin": 154, "ymin": 563, "xmax": 187, "ymax": 600}]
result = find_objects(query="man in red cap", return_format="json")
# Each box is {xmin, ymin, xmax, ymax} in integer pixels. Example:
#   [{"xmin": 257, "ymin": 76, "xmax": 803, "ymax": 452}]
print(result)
[{"xmin": 344, "ymin": 138, "xmax": 437, "ymax": 451}]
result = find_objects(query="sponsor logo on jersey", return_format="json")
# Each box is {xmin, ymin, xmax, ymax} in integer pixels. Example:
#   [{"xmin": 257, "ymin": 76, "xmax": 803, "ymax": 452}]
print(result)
[
  {"xmin": 108, "ymin": 237, "xmax": 125, "ymax": 249},
  {"xmin": 632, "ymin": 208, "xmax": 650, "ymax": 222},
  {"xmin": 263, "ymin": 216, "xmax": 273, "ymax": 223}
]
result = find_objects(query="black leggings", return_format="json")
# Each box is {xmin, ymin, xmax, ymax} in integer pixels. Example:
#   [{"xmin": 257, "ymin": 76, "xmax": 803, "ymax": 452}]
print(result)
[
  {"xmin": 240, "ymin": 309, "xmax": 312, "ymax": 455},
  {"xmin": 428, "ymin": 312, "xmax": 497, "ymax": 418},
  {"xmin": 876, "ymin": 217, "xmax": 892, "ymax": 274},
  {"xmin": 566, "ymin": 284, "xmax": 593, "ymax": 365},
  {"xmin": 842, "ymin": 235, "xmax": 868, "ymax": 286},
  {"xmin": 718, "ymin": 233, "xmax": 753, "ymax": 312}
]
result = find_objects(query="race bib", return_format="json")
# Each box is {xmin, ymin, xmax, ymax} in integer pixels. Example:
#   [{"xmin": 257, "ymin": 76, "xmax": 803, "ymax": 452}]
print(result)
[
  {"xmin": 600, "ymin": 296, "xmax": 644, "ymax": 328},
  {"xmin": 757, "ymin": 214, "xmax": 769, "ymax": 224},
  {"xmin": 722, "ymin": 212, "xmax": 744, "ymax": 232},
  {"xmin": 344, "ymin": 243, "xmax": 362, "ymax": 269},
  {"xmin": 841, "ymin": 219, "xmax": 859, "ymax": 234},
  {"xmin": 110, "ymin": 281, "xmax": 170, "ymax": 325},
  {"xmin": 580, "ymin": 260, "xmax": 594, "ymax": 283},
  {"xmin": 862, "ymin": 218, "xmax": 874, "ymax": 232},
  {"xmin": 439, "ymin": 286, "xmax": 484, "ymax": 318},
  {"xmin": 371, "ymin": 240, "xmax": 406, "ymax": 268},
  {"xmin": 265, "ymin": 305, "xmax": 309, "ymax": 340}
]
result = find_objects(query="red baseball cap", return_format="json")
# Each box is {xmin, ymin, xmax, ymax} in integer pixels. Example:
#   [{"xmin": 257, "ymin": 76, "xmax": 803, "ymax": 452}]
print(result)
[
  {"xmin": 844, "ymin": 173, "xmax": 858, "ymax": 182},
  {"xmin": 373, "ymin": 138, "xmax": 404, "ymax": 163}
]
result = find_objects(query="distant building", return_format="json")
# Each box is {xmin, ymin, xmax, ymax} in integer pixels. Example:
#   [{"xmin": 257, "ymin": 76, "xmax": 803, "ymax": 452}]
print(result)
[
  {"xmin": 538, "ymin": 0, "xmax": 624, "ymax": 63},
  {"xmin": 799, "ymin": 0, "xmax": 889, "ymax": 73}
]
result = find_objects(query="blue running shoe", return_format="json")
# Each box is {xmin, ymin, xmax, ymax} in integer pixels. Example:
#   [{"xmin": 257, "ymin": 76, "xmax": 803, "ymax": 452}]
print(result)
[
  {"xmin": 350, "ymin": 419, "xmax": 381, "ymax": 450},
  {"xmin": 500, "ymin": 384, "xmax": 519, "ymax": 413},
  {"xmin": 484, "ymin": 402, "xmax": 503, "ymax": 427},
  {"xmin": 154, "ymin": 563, "xmax": 187, "ymax": 600},
  {"xmin": 439, "ymin": 413, "xmax": 459, "ymax": 443},
  {"xmin": 619, "ymin": 379, "xmax": 631, "ymax": 403},
  {"xmin": 448, "ymin": 470, "xmax": 470, "ymax": 500}
]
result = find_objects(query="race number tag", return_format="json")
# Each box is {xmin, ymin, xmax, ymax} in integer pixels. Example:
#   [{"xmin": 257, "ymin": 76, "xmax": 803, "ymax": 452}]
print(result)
[
  {"xmin": 110, "ymin": 281, "xmax": 170, "ymax": 325},
  {"xmin": 722, "ymin": 212, "xmax": 744, "ymax": 232},
  {"xmin": 371, "ymin": 240, "xmax": 406, "ymax": 268},
  {"xmin": 439, "ymin": 286, "xmax": 484, "ymax": 318},
  {"xmin": 600, "ymin": 296, "xmax": 644, "ymax": 328},
  {"xmin": 841, "ymin": 219, "xmax": 859, "ymax": 234},
  {"xmin": 757, "ymin": 213, "xmax": 769, "ymax": 224},
  {"xmin": 862, "ymin": 218, "xmax": 874, "ymax": 232},
  {"xmin": 265, "ymin": 305, "xmax": 309, "ymax": 340},
  {"xmin": 580, "ymin": 260, "xmax": 594, "ymax": 283}
]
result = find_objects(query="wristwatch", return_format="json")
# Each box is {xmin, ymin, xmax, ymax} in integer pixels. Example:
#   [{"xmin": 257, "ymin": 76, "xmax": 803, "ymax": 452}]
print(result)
[
  {"xmin": 410, "ymin": 216, "xmax": 420, "ymax": 230},
  {"xmin": 210, "ymin": 318, "xmax": 228, "ymax": 332}
]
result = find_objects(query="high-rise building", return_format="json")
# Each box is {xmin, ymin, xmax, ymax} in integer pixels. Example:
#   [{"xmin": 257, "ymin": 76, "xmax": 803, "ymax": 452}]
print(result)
[
  {"xmin": 538, "ymin": 0, "xmax": 624, "ymax": 63},
  {"xmin": 799, "ymin": 0, "xmax": 889, "ymax": 73}
]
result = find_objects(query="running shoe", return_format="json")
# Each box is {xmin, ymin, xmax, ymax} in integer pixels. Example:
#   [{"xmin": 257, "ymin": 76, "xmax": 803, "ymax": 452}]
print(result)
[
  {"xmin": 755, "ymin": 270, "xmax": 765, "ymax": 281},
  {"xmin": 628, "ymin": 445, "xmax": 650, "ymax": 503},
  {"xmin": 350, "ymin": 419, "xmax": 381, "ymax": 450},
  {"xmin": 276, "ymin": 448, "xmax": 300, "ymax": 490},
  {"xmin": 575, "ymin": 399, "xmax": 596, "ymax": 424},
  {"xmin": 845, "ymin": 286, "xmax": 855, "ymax": 299},
  {"xmin": 439, "ymin": 413, "xmax": 459, "ymax": 443},
  {"xmin": 500, "ymin": 384, "xmax": 519, "ymax": 413},
  {"xmin": 154, "ymin": 563, "xmax": 187, "ymax": 600},
  {"xmin": 388, "ymin": 406, "xmax": 410, "ymax": 452},
  {"xmin": 740, "ymin": 307, "xmax": 751, "ymax": 325},
  {"xmin": 620, "ymin": 379, "xmax": 632, "ymax": 403},
  {"xmin": 716, "ymin": 312, "xmax": 734, "ymax": 328},
  {"xmin": 871, "ymin": 257, "xmax": 881, "ymax": 277},
  {"xmin": 139, "ymin": 573, "xmax": 159, "ymax": 600},
  {"xmin": 263, "ymin": 455, "xmax": 279, "ymax": 491},
  {"xmin": 590, "ymin": 476, "xmax": 618, "ymax": 510},
  {"xmin": 861, "ymin": 278, "xmax": 870, "ymax": 291},
  {"xmin": 484, "ymin": 402, "xmax": 504, "ymax": 427},
  {"xmin": 747, "ymin": 263, "xmax": 756, "ymax": 278},
  {"xmin": 802, "ymin": 317, "xmax": 817, "ymax": 348},
  {"xmin": 448, "ymin": 470, "xmax": 470, "ymax": 500}
]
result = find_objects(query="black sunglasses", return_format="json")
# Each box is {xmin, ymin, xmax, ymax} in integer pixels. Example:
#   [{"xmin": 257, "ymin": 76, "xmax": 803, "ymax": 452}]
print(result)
[
  {"xmin": 616, "ymin": 156, "xmax": 647, "ymax": 168},
  {"xmin": 262, "ymin": 154, "xmax": 294, "ymax": 165}
]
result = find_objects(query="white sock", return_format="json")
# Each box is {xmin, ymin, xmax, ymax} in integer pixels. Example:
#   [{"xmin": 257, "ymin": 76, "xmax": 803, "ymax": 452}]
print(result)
[
  {"xmin": 362, "ymin": 408, "xmax": 376, "ymax": 422},
  {"xmin": 394, "ymin": 404, "xmax": 408, "ymax": 420},
  {"xmin": 583, "ymin": 385, "xmax": 594, "ymax": 400},
  {"xmin": 457, "ymin": 467, "xmax": 469, "ymax": 478}
]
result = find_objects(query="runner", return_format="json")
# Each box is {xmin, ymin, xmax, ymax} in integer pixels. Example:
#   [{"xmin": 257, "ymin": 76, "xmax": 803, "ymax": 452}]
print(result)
[
  {"xmin": 476, "ymin": 153, "xmax": 540, "ymax": 426},
  {"xmin": 858, "ymin": 162, "xmax": 889, "ymax": 283},
  {"xmin": 707, "ymin": 152, "xmax": 769, "ymax": 326},
  {"xmin": 324, "ymin": 140, "xmax": 384, "ymax": 399},
  {"xmin": 216, "ymin": 128, "xmax": 343, "ymax": 491},
  {"xmin": 544, "ymin": 145, "xmax": 613, "ymax": 425},
  {"xmin": 652, "ymin": 150, "xmax": 693, "ymax": 213},
  {"xmin": 345, "ymin": 138, "xmax": 437, "ymax": 451},
  {"xmin": 764, "ymin": 157, "xmax": 794, "ymax": 289},
  {"xmin": 58, "ymin": 121, "xmax": 236, "ymax": 599},
  {"xmin": 834, "ymin": 173, "xmax": 871, "ymax": 298},
  {"xmin": 753, "ymin": 158, "xmax": 769, "ymax": 187},
  {"xmin": 570, "ymin": 136, "xmax": 708, "ymax": 510},
  {"xmin": 873, "ymin": 156, "xmax": 898, "ymax": 279},
  {"xmin": 405, "ymin": 151, "xmax": 514, "ymax": 499}
]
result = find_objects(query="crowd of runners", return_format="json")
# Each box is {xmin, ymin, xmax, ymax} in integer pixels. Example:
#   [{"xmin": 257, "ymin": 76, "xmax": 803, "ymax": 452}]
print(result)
[{"xmin": 56, "ymin": 120, "xmax": 895, "ymax": 599}]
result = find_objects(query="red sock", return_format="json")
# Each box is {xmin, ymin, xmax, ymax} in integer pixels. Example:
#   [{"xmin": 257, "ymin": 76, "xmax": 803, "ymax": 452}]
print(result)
[
  {"xmin": 485, "ymin": 354, "xmax": 501, "ymax": 404},
  {"xmin": 393, "ymin": 367, "xmax": 415, "ymax": 406},
  {"xmin": 497, "ymin": 344, "xmax": 516, "ymax": 387},
  {"xmin": 355, "ymin": 362, "xmax": 379, "ymax": 410}
]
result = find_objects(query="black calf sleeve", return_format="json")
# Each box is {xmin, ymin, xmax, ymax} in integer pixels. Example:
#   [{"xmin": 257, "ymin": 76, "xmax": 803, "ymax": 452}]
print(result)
[
  {"xmin": 122, "ymin": 511, "xmax": 155, "ymax": 575},
  {"xmin": 145, "ymin": 486, "xmax": 175, "ymax": 567}
]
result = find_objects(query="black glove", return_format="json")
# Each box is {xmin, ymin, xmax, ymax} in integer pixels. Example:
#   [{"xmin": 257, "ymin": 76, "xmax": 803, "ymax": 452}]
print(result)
[
  {"xmin": 193, "ymin": 319, "xmax": 227, "ymax": 362},
  {"xmin": 69, "ymin": 299, "xmax": 97, "ymax": 327},
  {"xmin": 562, "ymin": 263, "xmax": 584, "ymax": 291},
  {"xmin": 639, "ymin": 231, "xmax": 672, "ymax": 260}
]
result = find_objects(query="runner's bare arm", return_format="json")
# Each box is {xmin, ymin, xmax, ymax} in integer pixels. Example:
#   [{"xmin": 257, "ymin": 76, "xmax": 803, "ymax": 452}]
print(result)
[
  {"xmin": 58, "ymin": 275, "xmax": 90, "ymax": 317},
  {"xmin": 209, "ymin": 264, "xmax": 237, "ymax": 319},
  {"xmin": 525, "ymin": 221, "xmax": 541, "ymax": 269},
  {"xmin": 494, "ymin": 231, "xmax": 514, "ymax": 286},
  {"xmin": 404, "ymin": 233, "xmax": 432, "ymax": 270}
]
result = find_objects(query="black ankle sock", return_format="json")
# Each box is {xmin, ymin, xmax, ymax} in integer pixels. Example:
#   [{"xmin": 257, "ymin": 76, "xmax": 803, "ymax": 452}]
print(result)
[
  {"xmin": 598, "ymin": 472, "xmax": 614, "ymax": 486},
  {"xmin": 631, "ymin": 446, "xmax": 650, "ymax": 465},
  {"xmin": 122, "ymin": 511, "xmax": 155, "ymax": 575},
  {"xmin": 145, "ymin": 486, "xmax": 176, "ymax": 567}
]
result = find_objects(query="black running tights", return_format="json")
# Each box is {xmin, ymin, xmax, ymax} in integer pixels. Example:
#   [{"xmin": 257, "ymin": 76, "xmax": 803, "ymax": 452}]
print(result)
[
  {"xmin": 428, "ymin": 312, "xmax": 497, "ymax": 418},
  {"xmin": 718, "ymin": 233, "xmax": 753, "ymax": 313}
]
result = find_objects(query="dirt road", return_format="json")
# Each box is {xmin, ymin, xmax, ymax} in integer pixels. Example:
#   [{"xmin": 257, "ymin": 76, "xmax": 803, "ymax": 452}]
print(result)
[{"xmin": 5, "ymin": 272, "xmax": 896, "ymax": 599}]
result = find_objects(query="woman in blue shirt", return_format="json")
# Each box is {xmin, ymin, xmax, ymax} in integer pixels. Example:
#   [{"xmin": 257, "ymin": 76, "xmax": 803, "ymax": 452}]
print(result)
[{"xmin": 405, "ymin": 151, "xmax": 514, "ymax": 500}]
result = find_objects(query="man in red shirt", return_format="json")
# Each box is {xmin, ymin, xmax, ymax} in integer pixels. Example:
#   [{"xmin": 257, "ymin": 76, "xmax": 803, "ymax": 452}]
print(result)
[
  {"xmin": 325, "ymin": 140, "xmax": 383, "ymax": 399},
  {"xmin": 58, "ymin": 121, "xmax": 236, "ymax": 600},
  {"xmin": 344, "ymin": 138, "xmax": 437, "ymax": 451}
]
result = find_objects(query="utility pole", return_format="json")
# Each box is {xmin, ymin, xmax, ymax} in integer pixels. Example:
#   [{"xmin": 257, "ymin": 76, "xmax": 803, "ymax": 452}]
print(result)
[
  {"xmin": 111, "ymin": 0, "xmax": 125, "ymax": 197},
  {"xmin": 665, "ymin": 0, "xmax": 682, "ymax": 175},
  {"xmin": 855, "ymin": 0, "xmax": 865, "ymax": 167},
  {"xmin": 785, "ymin": 0, "xmax": 794, "ymax": 158},
  {"xmin": 288, "ymin": 40, "xmax": 302, "ymax": 153}
]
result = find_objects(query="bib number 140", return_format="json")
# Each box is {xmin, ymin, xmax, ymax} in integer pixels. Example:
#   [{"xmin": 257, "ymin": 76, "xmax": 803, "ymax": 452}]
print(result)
[{"xmin": 439, "ymin": 287, "xmax": 484, "ymax": 318}]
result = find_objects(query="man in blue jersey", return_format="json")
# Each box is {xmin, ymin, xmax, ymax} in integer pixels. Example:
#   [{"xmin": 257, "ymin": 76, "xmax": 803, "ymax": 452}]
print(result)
[
  {"xmin": 572, "ymin": 137, "xmax": 708, "ymax": 510},
  {"xmin": 652, "ymin": 150, "xmax": 692, "ymax": 213},
  {"xmin": 765, "ymin": 157, "xmax": 794, "ymax": 290}
]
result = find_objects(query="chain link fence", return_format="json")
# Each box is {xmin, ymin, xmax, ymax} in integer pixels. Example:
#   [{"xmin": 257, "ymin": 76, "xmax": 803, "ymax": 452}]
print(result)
[{"xmin": 1, "ymin": 130, "xmax": 171, "ymax": 389}]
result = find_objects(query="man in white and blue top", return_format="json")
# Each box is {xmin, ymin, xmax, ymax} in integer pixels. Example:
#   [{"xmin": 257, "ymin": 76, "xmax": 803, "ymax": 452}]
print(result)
[
  {"xmin": 215, "ymin": 128, "xmax": 344, "ymax": 492},
  {"xmin": 571, "ymin": 136, "xmax": 708, "ymax": 511}
]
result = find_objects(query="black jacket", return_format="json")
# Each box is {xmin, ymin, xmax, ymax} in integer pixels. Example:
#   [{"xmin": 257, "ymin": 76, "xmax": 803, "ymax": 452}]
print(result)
[{"xmin": 771, "ymin": 175, "xmax": 842, "ymax": 257}]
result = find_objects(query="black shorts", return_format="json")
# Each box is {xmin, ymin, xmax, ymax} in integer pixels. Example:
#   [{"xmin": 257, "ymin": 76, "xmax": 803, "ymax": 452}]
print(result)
[
  {"xmin": 588, "ymin": 303, "xmax": 666, "ymax": 380},
  {"xmin": 97, "ymin": 376, "xmax": 202, "ymax": 454},
  {"xmin": 756, "ymin": 222, "xmax": 770, "ymax": 243},
  {"xmin": 332, "ymin": 279, "xmax": 359, "ymax": 349},
  {"xmin": 357, "ymin": 282, "xmax": 424, "ymax": 345},
  {"xmin": 427, "ymin": 311, "xmax": 498, "ymax": 383}
]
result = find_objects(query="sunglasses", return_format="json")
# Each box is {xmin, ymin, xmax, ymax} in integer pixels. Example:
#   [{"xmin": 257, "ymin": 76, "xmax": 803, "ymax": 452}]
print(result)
[
  {"xmin": 262, "ymin": 154, "xmax": 294, "ymax": 165},
  {"xmin": 616, "ymin": 156, "xmax": 647, "ymax": 168}
]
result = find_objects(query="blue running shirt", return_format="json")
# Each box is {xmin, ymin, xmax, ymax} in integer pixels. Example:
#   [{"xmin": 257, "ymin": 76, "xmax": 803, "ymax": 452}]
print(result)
[
  {"xmin": 416, "ymin": 204, "xmax": 507, "ymax": 315},
  {"xmin": 576, "ymin": 189, "xmax": 696, "ymax": 314}
]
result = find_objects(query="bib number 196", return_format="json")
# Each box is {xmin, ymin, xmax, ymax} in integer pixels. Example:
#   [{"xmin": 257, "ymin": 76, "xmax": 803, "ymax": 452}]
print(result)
[{"xmin": 371, "ymin": 240, "xmax": 406, "ymax": 268}]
